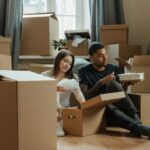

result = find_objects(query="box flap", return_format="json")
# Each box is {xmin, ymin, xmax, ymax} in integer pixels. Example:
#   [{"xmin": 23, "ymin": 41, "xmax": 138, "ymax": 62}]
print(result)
[
  {"xmin": 23, "ymin": 12, "xmax": 58, "ymax": 20},
  {"xmin": 115, "ymin": 57, "xmax": 131, "ymax": 69},
  {"xmin": 81, "ymin": 91, "xmax": 125, "ymax": 109},
  {"xmin": 132, "ymin": 56, "xmax": 150, "ymax": 66},
  {"xmin": 0, "ymin": 70, "xmax": 55, "ymax": 81},
  {"xmin": 65, "ymin": 30, "xmax": 90, "ymax": 40}
]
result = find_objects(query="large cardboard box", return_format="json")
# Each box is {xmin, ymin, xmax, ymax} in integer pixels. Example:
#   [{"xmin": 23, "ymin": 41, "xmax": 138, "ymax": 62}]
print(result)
[
  {"xmin": 122, "ymin": 56, "xmax": 150, "ymax": 93},
  {"xmin": 21, "ymin": 13, "xmax": 59, "ymax": 56},
  {"xmin": 28, "ymin": 63, "xmax": 53, "ymax": 74},
  {"xmin": 106, "ymin": 44, "xmax": 141, "ymax": 65},
  {"xmin": 129, "ymin": 93, "xmax": 150, "ymax": 125},
  {"xmin": 0, "ymin": 36, "xmax": 11, "ymax": 55},
  {"xmin": 62, "ymin": 92, "xmax": 125, "ymax": 136},
  {"xmin": 0, "ymin": 54, "xmax": 12, "ymax": 69},
  {"xmin": 100, "ymin": 24, "xmax": 128, "ymax": 45},
  {"xmin": 0, "ymin": 70, "xmax": 56, "ymax": 150}
]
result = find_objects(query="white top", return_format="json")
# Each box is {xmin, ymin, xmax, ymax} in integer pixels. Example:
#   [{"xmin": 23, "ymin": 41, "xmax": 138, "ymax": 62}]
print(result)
[{"xmin": 41, "ymin": 70, "xmax": 85, "ymax": 108}]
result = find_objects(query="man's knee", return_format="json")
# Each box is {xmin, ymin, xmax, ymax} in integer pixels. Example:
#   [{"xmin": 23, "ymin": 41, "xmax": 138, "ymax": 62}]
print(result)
[{"xmin": 106, "ymin": 80, "xmax": 123, "ymax": 92}]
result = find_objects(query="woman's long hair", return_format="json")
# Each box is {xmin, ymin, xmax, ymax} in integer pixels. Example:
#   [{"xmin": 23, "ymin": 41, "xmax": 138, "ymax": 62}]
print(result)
[{"xmin": 51, "ymin": 49, "xmax": 75, "ymax": 79}]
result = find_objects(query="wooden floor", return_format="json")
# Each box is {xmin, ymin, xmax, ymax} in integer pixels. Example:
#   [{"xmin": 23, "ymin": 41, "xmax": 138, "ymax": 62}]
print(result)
[{"xmin": 57, "ymin": 129, "xmax": 150, "ymax": 150}]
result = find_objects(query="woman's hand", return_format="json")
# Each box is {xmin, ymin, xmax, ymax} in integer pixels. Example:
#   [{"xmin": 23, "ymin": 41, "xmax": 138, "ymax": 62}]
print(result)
[{"xmin": 57, "ymin": 86, "xmax": 66, "ymax": 92}]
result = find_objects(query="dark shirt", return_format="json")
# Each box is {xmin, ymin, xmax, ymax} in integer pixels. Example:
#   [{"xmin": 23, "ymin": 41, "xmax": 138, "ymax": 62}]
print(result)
[{"xmin": 78, "ymin": 63, "xmax": 123, "ymax": 93}]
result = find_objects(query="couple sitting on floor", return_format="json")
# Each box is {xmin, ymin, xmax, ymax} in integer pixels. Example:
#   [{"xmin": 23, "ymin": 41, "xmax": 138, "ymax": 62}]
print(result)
[{"xmin": 42, "ymin": 42, "xmax": 150, "ymax": 138}]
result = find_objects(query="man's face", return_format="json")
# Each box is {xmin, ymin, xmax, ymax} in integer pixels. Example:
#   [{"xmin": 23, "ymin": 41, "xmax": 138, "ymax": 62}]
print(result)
[{"xmin": 90, "ymin": 48, "xmax": 108, "ymax": 68}]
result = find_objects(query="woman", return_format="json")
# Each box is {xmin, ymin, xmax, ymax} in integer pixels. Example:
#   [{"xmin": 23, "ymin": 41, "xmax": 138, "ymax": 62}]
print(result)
[{"xmin": 42, "ymin": 49, "xmax": 85, "ymax": 136}]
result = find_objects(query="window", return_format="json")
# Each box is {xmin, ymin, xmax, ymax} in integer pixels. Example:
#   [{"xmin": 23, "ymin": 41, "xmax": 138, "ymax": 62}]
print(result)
[
  {"xmin": 23, "ymin": 0, "xmax": 83, "ymax": 38},
  {"xmin": 23, "ymin": 0, "xmax": 47, "ymax": 14}
]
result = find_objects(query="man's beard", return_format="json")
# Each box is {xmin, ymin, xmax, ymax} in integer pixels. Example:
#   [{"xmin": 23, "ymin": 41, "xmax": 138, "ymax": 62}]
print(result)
[{"xmin": 94, "ymin": 62, "xmax": 106, "ymax": 68}]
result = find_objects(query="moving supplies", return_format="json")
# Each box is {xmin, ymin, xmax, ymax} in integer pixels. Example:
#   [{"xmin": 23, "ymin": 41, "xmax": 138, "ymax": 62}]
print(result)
[
  {"xmin": 0, "ymin": 54, "xmax": 12, "ymax": 69},
  {"xmin": 0, "ymin": 36, "xmax": 11, "ymax": 55},
  {"xmin": 129, "ymin": 93, "xmax": 150, "ymax": 125},
  {"xmin": 106, "ymin": 44, "xmax": 141, "ymax": 65},
  {"xmin": 28, "ymin": 63, "xmax": 53, "ymax": 74},
  {"xmin": 0, "ymin": 70, "xmax": 56, "ymax": 150},
  {"xmin": 65, "ymin": 30, "xmax": 90, "ymax": 56},
  {"xmin": 118, "ymin": 56, "xmax": 150, "ymax": 93},
  {"xmin": 0, "ymin": 37, "xmax": 12, "ymax": 69},
  {"xmin": 21, "ymin": 13, "xmax": 59, "ymax": 56},
  {"xmin": 100, "ymin": 24, "xmax": 128, "ymax": 45},
  {"xmin": 62, "ymin": 91, "xmax": 125, "ymax": 136}
]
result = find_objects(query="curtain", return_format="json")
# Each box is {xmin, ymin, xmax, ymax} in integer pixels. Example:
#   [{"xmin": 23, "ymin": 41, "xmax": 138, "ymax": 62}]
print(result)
[
  {"xmin": 0, "ymin": 0, "xmax": 23, "ymax": 69},
  {"xmin": 89, "ymin": 0, "xmax": 125, "ymax": 41}
]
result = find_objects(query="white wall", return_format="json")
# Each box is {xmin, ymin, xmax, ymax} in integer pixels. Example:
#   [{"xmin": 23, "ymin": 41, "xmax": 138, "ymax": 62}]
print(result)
[{"xmin": 123, "ymin": 0, "xmax": 150, "ymax": 54}]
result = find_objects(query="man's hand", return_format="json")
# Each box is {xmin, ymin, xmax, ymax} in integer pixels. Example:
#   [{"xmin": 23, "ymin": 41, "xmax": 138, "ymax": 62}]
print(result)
[
  {"xmin": 99, "ymin": 72, "xmax": 116, "ymax": 84},
  {"xmin": 121, "ymin": 80, "xmax": 139, "ymax": 91}
]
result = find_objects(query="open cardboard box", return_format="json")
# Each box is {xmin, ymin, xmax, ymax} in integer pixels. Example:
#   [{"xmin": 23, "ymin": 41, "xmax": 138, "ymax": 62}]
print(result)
[
  {"xmin": 116, "ymin": 56, "xmax": 150, "ymax": 93},
  {"xmin": 0, "ymin": 70, "xmax": 56, "ymax": 150},
  {"xmin": 65, "ymin": 30, "xmax": 90, "ymax": 56},
  {"xmin": 62, "ymin": 91, "xmax": 125, "ymax": 136}
]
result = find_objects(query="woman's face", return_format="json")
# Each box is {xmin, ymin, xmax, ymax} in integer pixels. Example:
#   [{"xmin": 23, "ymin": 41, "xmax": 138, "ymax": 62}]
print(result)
[{"xmin": 59, "ymin": 55, "xmax": 73, "ymax": 73}]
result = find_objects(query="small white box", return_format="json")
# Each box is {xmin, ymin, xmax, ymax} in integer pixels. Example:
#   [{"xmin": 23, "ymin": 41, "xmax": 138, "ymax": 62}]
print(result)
[{"xmin": 118, "ymin": 72, "xmax": 144, "ymax": 81}]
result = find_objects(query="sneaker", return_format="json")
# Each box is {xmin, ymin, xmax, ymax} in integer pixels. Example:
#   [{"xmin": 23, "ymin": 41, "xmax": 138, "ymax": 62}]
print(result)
[{"xmin": 57, "ymin": 121, "xmax": 65, "ymax": 137}]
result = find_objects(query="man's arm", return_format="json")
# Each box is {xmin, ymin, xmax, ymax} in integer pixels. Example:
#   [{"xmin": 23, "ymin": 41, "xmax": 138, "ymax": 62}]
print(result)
[
  {"xmin": 78, "ymin": 67, "xmax": 116, "ymax": 100},
  {"xmin": 80, "ymin": 83, "xmax": 103, "ymax": 100}
]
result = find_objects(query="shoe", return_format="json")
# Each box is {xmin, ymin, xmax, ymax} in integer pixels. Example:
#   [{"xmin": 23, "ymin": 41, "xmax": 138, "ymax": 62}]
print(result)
[
  {"xmin": 131, "ymin": 123, "xmax": 150, "ymax": 137},
  {"xmin": 57, "ymin": 121, "xmax": 65, "ymax": 137}
]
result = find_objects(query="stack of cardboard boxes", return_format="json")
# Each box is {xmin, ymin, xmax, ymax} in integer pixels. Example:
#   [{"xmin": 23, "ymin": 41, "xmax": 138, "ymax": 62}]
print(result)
[
  {"xmin": 99, "ymin": 24, "xmax": 142, "ymax": 65},
  {"xmin": 100, "ymin": 25, "xmax": 150, "ymax": 125},
  {"xmin": 100, "ymin": 24, "xmax": 150, "ymax": 125},
  {"xmin": 0, "ymin": 36, "xmax": 12, "ymax": 69}
]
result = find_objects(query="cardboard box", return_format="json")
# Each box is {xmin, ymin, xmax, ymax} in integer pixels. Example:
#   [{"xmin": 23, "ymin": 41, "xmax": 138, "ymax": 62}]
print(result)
[
  {"xmin": 65, "ymin": 30, "xmax": 90, "ymax": 56},
  {"xmin": 62, "ymin": 91, "xmax": 125, "ymax": 136},
  {"xmin": 28, "ymin": 63, "xmax": 53, "ymax": 74},
  {"xmin": 100, "ymin": 24, "xmax": 128, "ymax": 45},
  {"xmin": 129, "ymin": 93, "xmax": 150, "ymax": 125},
  {"xmin": 21, "ymin": 13, "xmax": 59, "ymax": 56},
  {"xmin": 106, "ymin": 44, "xmax": 141, "ymax": 65},
  {"xmin": 0, "ymin": 54, "xmax": 12, "ymax": 69},
  {"xmin": 66, "ymin": 39, "xmax": 89, "ymax": 56},
  {"xmin": 0, "ymin": 70, "xmax": 56, "ymax": 150},
  {"xmin": 118, "ymin": 56, "xmax": 150, "ymax": 93},
  {"xmin": 0, "ymin": 36, "xmax": 11, "ymax": 55}
]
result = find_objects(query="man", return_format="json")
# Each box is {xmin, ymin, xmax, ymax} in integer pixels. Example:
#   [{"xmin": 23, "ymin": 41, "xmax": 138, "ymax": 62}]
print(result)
[{"xmin": 78, "ymin": 41, "xmax": 150, "ymax": 137}]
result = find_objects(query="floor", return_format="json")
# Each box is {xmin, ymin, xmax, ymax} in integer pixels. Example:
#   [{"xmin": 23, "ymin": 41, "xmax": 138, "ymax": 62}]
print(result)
[{"xmin": 57, "ymin": 128, "xmax": 150, "ymax": 150}]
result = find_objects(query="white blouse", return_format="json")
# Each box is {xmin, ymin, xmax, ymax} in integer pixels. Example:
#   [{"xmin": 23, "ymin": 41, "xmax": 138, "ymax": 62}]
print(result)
[{"xmin": 41, "ymin": 70, "xmax": 85, "ymax": 108}]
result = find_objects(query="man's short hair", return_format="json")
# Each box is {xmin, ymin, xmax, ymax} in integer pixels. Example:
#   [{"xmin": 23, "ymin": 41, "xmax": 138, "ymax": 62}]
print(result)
[{"xmin": 89, "ymin": 42, "xmax": 104, "ymax": 55}]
